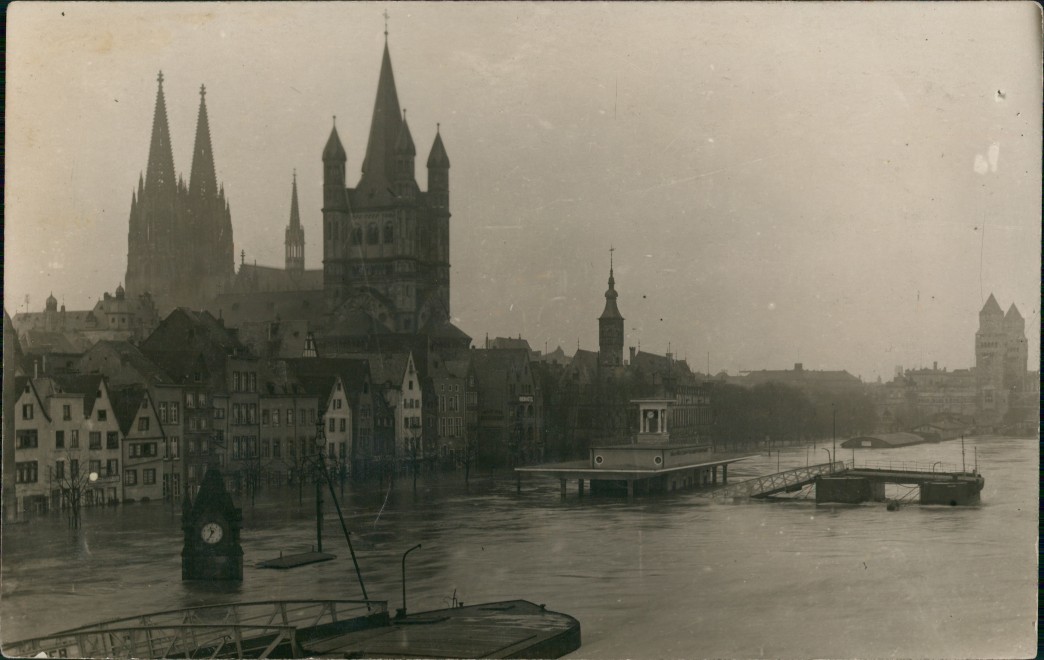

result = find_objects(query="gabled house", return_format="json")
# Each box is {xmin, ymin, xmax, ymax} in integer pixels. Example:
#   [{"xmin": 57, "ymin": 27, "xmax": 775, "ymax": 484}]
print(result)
[{"xmin": 110, "ymin": 385, "xmax": 168, "ymax": 502}]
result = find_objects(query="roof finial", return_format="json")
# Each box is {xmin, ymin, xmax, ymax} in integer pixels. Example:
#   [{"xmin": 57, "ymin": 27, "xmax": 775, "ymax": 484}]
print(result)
[
  {"xmin": 199, "ymin": 83, "xmax": 206, "ymax": 98},
  {"xmin": 241, "ymin": 249, "xmax": 245, "ymax": 266},
  {"xmin": 333, "ymin": 115, "xmax": 337, "ymax": 128},
  {"xmin": 293, "ymin": 168, "xmax": 297, "ymax": 182},
  {"xmin": 157, "ymin": 71, "xmax": 164, "ymax": 86},
  {"xmin": 403, "ymin": 108, "xmax": 407, "ymax": 121},
  {"xmin": 383, "ymin": 8, "xmax": 390, "ymax": 40},
  {"xmin": 610, "ymin": 245, "xmax": 615, "ymax": 273},
  {"xmin": 436, "ymin": 122, "xmax": 440, "ymax": 134}
]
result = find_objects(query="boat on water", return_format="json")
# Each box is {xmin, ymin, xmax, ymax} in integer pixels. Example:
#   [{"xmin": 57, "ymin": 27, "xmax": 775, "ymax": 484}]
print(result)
[{"xmin": 5, "ymin": 598, "xmax": 581, "ymax": 658}]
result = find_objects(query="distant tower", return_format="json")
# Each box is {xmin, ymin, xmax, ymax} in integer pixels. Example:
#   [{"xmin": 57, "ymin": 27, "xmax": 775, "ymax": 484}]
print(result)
[
  {"xmin": 125, "ymin": 74, "xmax": 234, "ymax": 312},
  {"xmin": 321, "ymin": 34, "xmax": 453, "ymax": 332},
  {"xmin": 1001, "ymin": 303, "xmax": 1027, "ymax": 390},
  {"xmin": 598, "ymin": 249, "xmax": 624, "ymax": 367},
  {"xmin": 285, "ymin": 171, "xmax": 305, "ymax": 273},
  {"xmin": 126, "ymin": 71, "xmax": 178, "ymax": 306}
]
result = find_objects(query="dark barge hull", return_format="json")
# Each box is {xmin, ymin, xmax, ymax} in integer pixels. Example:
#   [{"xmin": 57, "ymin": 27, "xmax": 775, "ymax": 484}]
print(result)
[
  {"xmin": 4, "ymin": 599, "xmax": 580, "ymax": 659},
  {"xmin": 302, "ymin": 600, "xmax": 581, "ymax": 658}
]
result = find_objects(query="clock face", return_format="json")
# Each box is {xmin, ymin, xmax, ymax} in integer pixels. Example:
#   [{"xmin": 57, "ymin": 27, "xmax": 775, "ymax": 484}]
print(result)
[{"xmin": 200, "ymin": 521, "xmax": 224, "ymax": 544}]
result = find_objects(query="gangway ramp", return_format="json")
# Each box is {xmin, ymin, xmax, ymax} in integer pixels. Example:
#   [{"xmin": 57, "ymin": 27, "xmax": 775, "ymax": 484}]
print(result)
[{"xmin": 699, "ymin": 461, "xmax": 847, "ymax": 501}]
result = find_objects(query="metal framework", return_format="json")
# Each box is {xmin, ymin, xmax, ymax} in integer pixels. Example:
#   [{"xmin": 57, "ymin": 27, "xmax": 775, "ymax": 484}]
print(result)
[
  {"xmin": 6, "ymin": 599, "xmax": 387, "ymax": 659},
  {"xmin": 700, "ymin": 461, "xmax": 849, "ymax": 500}
]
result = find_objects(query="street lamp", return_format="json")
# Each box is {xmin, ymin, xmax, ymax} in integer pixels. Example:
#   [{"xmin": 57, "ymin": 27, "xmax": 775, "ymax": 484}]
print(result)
[{"xmin": 822, "ymin": 447, "xmax": 833, "ymax": 472}]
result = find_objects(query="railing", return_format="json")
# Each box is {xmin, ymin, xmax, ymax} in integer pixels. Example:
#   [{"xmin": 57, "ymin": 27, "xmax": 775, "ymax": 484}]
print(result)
[
  {"xmin": 6, "ymin": 599, "xmax": 388, "ymax": 659},
  {"xmin": 701, "ymin": 461, "xmax": 847, "ymax": 500},
  {"xmin": 847, "ymin": 460, "xmax": 965, "ymax": 474}
]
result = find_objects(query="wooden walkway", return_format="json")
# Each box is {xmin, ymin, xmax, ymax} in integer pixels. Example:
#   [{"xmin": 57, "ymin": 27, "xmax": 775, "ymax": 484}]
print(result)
[{"xmin": 698, "ymin": 461, "xmax": 846, "ymax": 500}]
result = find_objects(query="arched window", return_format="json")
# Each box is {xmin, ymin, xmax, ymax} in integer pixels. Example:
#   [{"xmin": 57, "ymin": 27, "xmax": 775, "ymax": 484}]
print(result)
[
  {"xmin": 383, "ymin": 222, "xmax": 394, "ymax": 243},
  {"xmin": 366, "ymin": 223, "xmax": 379, "ymax": 245},
  {"xmin": 350, "ymin": 227, "xmax": 362, "ymax": 245}
]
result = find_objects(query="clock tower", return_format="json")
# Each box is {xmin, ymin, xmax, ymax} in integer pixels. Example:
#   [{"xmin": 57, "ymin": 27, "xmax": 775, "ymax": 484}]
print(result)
[
  {"xmin": 182, "ymin": 467, "xmax": 244, "ymax": 581},
  {"xmin": 598, "ymin": 249, "xmax": 624, "ymax": 368}
]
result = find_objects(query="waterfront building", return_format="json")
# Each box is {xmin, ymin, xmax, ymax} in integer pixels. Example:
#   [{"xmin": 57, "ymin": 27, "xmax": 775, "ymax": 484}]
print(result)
[
  {"xmin": 11, "ymin": 375, "xmax": 123, "ymax": 516},
  {"xmin": 139, "ymin": 308, "xmax": 259, "ymax": 495},
  {"xmin": 125, "ymin": 74, "xmax": 234, "ymax": 313},
  {"xmin": 110, "ymin": 385, "xmax": 168, "ymax": 502},
  {"xmin": 77, "ymin": 340, "xmax": 184, "ymax": 500},
  {"xmin": 469, "ymin": 347, "xmax": 543, "ymax": 466},
  {"xmin": 974, "ymin": 294, "xmax": 1029, "ymax": 425}
]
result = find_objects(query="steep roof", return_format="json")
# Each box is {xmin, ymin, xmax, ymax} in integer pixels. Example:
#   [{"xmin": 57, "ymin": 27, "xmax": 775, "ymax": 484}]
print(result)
[
  {"xmin": 212, "ymin": 285, "xmax": 325, "ymax": 323},
  {"xmin": 188, "ymin": 85, "xmax": 219, "ymax": 199},
  {"xmin": 323, "ymin": 124, "xmax": 347, "ymax": 162},
  {"xmin": 51, "ymin": 374, "xmax": 107, "ymax": 417},
  {"xmin": 980, "ymin": 293, "xmax": 1003, "ymax": 316},
  {"xmin": 1004, "ymin": 303, "xmax": 1023, "ymax": 321},
  {"xmin": 426, "ymin": 129, "xmax": 450, "ymax": 169},
  {"xmin": 599, "ymin": 266, "xmax": 623, "ymax": 321},
  {"xmin": 145, "ymin": 71, "xmax": 176, "ymax": 198},
  {"xmin": 109, "ymin": 384, "xmax": 149, "ymax": 436},
  {"xmin": 82, "ymin": 340, "xmax": 175, "ymax": 385},
  {"xmin": 358, "ymin": 42, "xmax": 404, "ymax": 195},
  {"xmin": 395, "ymin": 114, "xmax": 416, "ymax": 156}
]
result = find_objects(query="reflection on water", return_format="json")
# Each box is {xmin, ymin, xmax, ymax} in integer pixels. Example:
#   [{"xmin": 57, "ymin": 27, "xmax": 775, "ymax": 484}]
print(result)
[{"xmin": 1, "ymin": 436, "xmax": 1036, "ymax": 658}]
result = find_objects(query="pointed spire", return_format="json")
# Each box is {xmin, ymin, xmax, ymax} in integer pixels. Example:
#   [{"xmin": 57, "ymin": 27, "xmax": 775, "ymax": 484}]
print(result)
[
  {"xmin": 323, "ymin": 118, "xmax": 347, "ymax": 162},
  {"xmin": 600, "ymin": 247, "xmax": 623, "ymax": 321},
  {"xmin": 395, "ymin": 109, "xmax": 416, "ymax": 156},
  {"xmin": 1004, "ymin": 303, "xmax": 1023, "ymax": 321},
  {"xmin": 427, "ymin": 124, "xmax": 450, "ymax": 168},
  {"xmin": 289, "ymin": 170, "xmax": 301, "ymax": 229},
  {"xmin": 980, "ymin": 293, "xmax": 1003, "ymax": 316},
  {"xmin": 359, "ymin": 40, "xmax": 403, "ymax": 186},
  {"xmin": 144, "ymin": 70, "xmax": 176, "ymax": 196},
  {"xmin": 188, "ymin": 83, "xmax": 218, "ymax": 199}
]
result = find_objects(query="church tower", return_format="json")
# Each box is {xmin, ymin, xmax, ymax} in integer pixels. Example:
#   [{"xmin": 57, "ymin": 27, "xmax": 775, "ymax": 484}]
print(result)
[
  {"xmin": 126, "ymin": 72, "xmax": 179, "ymax": 305},
  {"xmin": 185, "ymin": 84, "xmax": 234, "ymax": 305},
  {"xmin": 126, "ymin": 74, "xmax": 234, "ymax": 313},
  {"xmin": 285, "ymin": 171, "xmax": 305, "ymax": 273},
  {"xmin": 321, "ymin": 31, "xmax": 453, "ymax": 333},
  {"xmin": 598, "ymin": 250, "xmax": 624, "ymax": 367}
]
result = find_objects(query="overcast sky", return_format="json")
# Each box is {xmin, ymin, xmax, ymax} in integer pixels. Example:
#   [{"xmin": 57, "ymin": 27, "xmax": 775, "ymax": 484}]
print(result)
[{"xmin": 6, "ymin": 2, "xmax": 1041, "ymax": 381}]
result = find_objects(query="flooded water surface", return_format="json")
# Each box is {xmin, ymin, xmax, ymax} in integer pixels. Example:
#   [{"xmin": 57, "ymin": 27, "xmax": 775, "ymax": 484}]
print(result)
[{"xmin": 1, "ymin": 435, "xmax": 1036, "ymax": 658}]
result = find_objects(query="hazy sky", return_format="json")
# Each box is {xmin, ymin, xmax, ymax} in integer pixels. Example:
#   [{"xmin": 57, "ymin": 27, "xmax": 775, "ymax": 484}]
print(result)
[{"xmin": 6, "ymin": 2, "xmax": 1041, "ymax": 381}]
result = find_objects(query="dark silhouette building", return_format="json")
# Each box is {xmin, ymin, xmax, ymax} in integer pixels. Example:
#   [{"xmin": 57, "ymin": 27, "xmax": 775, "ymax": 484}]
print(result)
[
  {"xmin": 598, "ymin": 253, "xmax": 624, "ymax": 367},
  {"xmin": 322, "ymin": 37, "xmax": 452, "ymax": 333},
  {"xmin": 125, "ymin": 73, "xmax": 234, "ymax": 313}
]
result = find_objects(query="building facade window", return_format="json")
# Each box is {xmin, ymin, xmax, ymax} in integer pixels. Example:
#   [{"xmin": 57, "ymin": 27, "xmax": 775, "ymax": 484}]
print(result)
[
  {"xmin": 143, "ymin": 469, "xmax": 156, "ymax": 485},
  {"xmin": 55, "ymin": 430, "xmax": 65, "ymax": 449},
  {"xmin": 17, "ymin": 430, "xmax": 38, "ymax": 449},
  {"xmin": 106, "ymin": 459, "xmax": 119, "ymax": 477},
  {"xmin": 16, "ymin": 461, "xmax": 38, "ymax": 484},
  {"xmin": 97, "ymin": 409, "xmax": 107, "ymax": 421},
  {"xmin": 22, "ymin": 404, "xmax": 34, "ymax": 420},
  {"xmin": 89, "ymin": 432, "xmax": 102, "ymax": 449},
  {"xmin": 124, "ymin": 469, "xmax": 138, "ymax": 486},
  {"xmin": 138, "ymin": 417, "xmax": 150, "ymax": 431},
  {"xmin": 107, "ymin": 432, "xmax": 120, "ymax": 449}
]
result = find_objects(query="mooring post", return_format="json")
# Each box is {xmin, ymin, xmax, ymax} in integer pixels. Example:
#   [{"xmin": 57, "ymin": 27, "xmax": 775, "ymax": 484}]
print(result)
[{"xmin": 722, "ymin": 464, "xmax": 728, "ymax": 484}]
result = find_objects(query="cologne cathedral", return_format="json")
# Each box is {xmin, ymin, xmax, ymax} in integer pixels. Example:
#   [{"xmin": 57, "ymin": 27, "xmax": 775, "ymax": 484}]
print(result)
[{"xmin": 125, "ymin": 73, "xmax": 234, "ymax": 313}]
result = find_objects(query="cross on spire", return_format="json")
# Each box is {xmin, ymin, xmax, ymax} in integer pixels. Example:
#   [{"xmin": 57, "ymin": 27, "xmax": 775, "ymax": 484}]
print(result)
[
  {"xmin": 610, "ymin": 245, "xmax": 615, "ymax": 271},
  {"xmin": 383, "ymin": 8, "xmax": 390, "ymax": 39},
  {"xmin": 199, "ymin": 84, "xmax": 206, "ymax": 98},
  {"xmin": 157, "ymin": 70, "xmax": 164, "ymax": 86}
]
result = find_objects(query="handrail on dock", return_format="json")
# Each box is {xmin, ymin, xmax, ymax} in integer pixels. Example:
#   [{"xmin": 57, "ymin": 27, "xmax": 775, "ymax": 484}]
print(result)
[
  {"xmin": 700, "ymin": 461, "xmax": 847, "ymax": 500},
  {"xmin": 7, "ymin": 599, "xmax": 389, "ymax": 660}
]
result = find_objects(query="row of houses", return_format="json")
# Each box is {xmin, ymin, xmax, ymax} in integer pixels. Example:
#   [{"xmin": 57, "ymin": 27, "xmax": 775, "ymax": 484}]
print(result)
[{"xmin": 5, "ymin": 307, "xmax": 551, "ymax": 518}]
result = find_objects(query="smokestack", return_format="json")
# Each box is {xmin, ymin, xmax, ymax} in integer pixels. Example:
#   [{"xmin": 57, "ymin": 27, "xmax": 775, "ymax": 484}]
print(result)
[{"xmin": 629, "ymin": 346, "xmax": 636, "ymax": 363}]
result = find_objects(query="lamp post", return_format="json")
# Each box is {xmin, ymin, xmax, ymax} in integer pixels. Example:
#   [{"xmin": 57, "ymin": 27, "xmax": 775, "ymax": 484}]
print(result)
[
  {"xmin": 398, "ymin": 543, "xmax": 423, "ymax": 619},
  {"xmin": 314, "ymin": 417, "xmax": 326, "ymax": 553},
  {"xmin": 822, "ymin": 447, "xmax": 832, "ymax": 472},
  {"xmin": 832, "ymin": 404, "xmax": 836, "ymax": 473}
]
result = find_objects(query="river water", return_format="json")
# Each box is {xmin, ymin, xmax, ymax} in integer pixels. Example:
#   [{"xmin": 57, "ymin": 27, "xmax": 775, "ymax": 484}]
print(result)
[{"xmin": 1, "ymin": 435, "xmax": 1036, "ymax": 658}]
